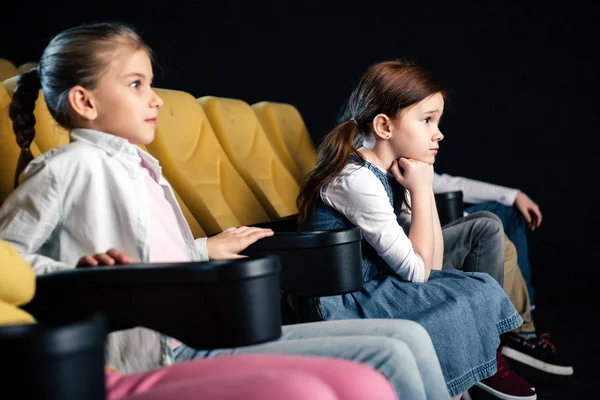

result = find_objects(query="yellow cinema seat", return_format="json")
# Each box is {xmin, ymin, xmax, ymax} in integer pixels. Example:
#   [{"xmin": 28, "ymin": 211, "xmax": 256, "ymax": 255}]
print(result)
[
  {"xmin": 16, "ymin": 62, "xmax": 38, "ymax": 75},
  {"xmin": 0, "ymin": 239, "xmax": 36, "ymax": 325},
  {"xmin": 199, "ymin": 96, "xmax": 300, "ymax": 220},
  {"xmin": 0, "ymin": 59, "xmax": 18, "ymax": 82},
  {"xmin": 252, "ymin": 101, "xmax": 317, "ymax": 185}
]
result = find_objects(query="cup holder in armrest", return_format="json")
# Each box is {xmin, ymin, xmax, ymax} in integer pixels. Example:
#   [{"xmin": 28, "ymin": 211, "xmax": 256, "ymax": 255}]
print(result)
[
  {"xmin": 242, "ymin": 227, "xmax": 363, "ymax": 298},
  {"xmin": 434, "ymin": 190, "xmax": 464, "ymax": 226},
  {"xmin": 23, "ymin": 256, "xmax": 282, "ymax": 349}
]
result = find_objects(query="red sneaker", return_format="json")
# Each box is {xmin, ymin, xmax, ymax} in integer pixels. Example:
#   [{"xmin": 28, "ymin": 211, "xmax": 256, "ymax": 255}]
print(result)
[
  {"xmin": 475, "ymin": 352, "xmax": 537, "ymax": 399},
  {"xmin": 501, "ymin": 332, "xmax": 574, "ymax": 375}
]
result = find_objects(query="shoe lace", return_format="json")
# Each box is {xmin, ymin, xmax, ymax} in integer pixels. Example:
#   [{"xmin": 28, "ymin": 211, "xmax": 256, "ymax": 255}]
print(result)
[
  {"xmin": 496, "ymin": 352, "xmax": 512, "ymax": 378},
  {"xmin": 538, "ymin": 333, "xmax": 557, "ymax": 353}
]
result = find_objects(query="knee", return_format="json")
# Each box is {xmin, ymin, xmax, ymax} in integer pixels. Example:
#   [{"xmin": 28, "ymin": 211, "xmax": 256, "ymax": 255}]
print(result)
[
  {"xmin": 397, "ymin": 319, "xmax": 429, "ymax": 339},
  {"xmin": 381, "ymin": 320, "xmax": 439, "ymax": 362},
  {"xmin": 374, "ymin": 337, "xmax": 416, "ymax": 367},
  {"xmin": 471, "ymin": 210, "xmax": 503, "ymax": 227},
  {"xmin": 383, "ymin": 319, "xmax": 432, "ymax": 347},
  {"xmin": 380, "ymin": 318, "xmax": 427, "ymax": 334},
  {"xmin": 469, "ymin": 211, "xmax": 504, "ymax": 240}
]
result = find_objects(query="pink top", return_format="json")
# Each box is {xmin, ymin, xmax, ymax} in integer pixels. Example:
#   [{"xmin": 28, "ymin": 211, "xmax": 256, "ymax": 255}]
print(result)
[{"xmin": 141, "ymin": 161, "xmax": 191, "ymax": 264}]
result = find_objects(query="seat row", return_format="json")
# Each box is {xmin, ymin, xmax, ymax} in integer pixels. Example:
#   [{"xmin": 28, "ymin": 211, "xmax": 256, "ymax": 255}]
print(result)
[{"xmin": 0, "ymin": 75, "xmax": 365, "ymax": 302}]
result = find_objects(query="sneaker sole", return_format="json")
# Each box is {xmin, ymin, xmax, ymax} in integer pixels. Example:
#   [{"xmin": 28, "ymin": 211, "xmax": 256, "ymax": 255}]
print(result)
[
  {"xmin": 474, "ymin": 382, "xmax": 537, "ymax": 400},
  {"xmin": 501, "ymin": 346, "xmax": 574, "ymax": 376}
]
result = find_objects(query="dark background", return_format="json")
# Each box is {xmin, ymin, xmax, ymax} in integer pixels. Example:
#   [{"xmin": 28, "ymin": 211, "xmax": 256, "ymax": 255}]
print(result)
[{"xmin": 3, "ymin": 1, "xmax": 598, "ymax": 397}]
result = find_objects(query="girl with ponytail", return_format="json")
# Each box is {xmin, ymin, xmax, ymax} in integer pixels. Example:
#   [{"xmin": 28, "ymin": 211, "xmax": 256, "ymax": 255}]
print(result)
[{"xmin": 299, "ymin": 60, "xmax": 537, "ymax": 399}]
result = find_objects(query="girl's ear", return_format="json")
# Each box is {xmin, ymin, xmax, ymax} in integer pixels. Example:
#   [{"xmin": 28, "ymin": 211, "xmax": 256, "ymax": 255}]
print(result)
[
  {"xmin": 372, "ymin": 113, "xmax": 392, "ymax": 140},
  {"xmin": 68, "ymin": 86, "xmax": 98, "ymax": 121}
]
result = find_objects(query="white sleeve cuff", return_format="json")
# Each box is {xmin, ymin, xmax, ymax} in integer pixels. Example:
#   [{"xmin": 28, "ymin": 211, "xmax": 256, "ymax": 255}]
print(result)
[
  {"xmin": 194, "ymin": 237, "xmax": 209, "ymax": 262},
  {"xmin": 502, "ymin": 189, "xmax": 520, "ymax": 206}
]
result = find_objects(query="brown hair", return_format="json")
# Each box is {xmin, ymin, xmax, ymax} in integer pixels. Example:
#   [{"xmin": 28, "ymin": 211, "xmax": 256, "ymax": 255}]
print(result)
[
  {"xmin": 297, "ymin": 60, "xmax": 445, "ymax": 222},
  {"xmin": 9, "ymin": 22, "xmax": 151, "ymax": 187}
]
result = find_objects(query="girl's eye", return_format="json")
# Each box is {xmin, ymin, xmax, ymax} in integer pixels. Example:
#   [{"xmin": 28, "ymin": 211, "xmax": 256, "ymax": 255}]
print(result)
[
  {"xmin": 423, "ymin": 117, "xmax": 431, "ymax": 123},
  {"xmin": 130, "ymin": 80, "xmax": 141, "ymax": 89}
]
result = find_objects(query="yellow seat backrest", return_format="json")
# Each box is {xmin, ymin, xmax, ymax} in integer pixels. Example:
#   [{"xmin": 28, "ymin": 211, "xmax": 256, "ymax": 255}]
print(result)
[
  {"xmin": 0, "ymin": 300, "xmax": 34, "ymax": 325},
  {"xmin": 16, "ymin": 62, "xmax": 38, "ymax": 75},
  {"xmin": 148, "ymin": 89, "xmax": 270, "ymax": 235},
  {"xmin": 27, "ymin": 92, "xmax": 70, "ymax": 153},
  {"xmin": 173, "ymin": 189, "xmax": 207, "ymax": 239},
  {"xmin": 0, "ymin": 83, "xmax": 9, "ymax": 116},
  {"xmin": 0, "ymin": 82, "xmax": 42, "ymax": 204},
  {"xmin": 138, "ymin": 143, "xmax": 207, "ymax": 239},
  {"xmin": 0, "ymin": 239, "xmax": 36, "ymax": 325},
  {"xmin": 199, "ymin": 96, "xmax": 300, "ymax": 220},
  {"xmin": 2, "ymin": 76, "xmax": 19, "ymax": 96},
  {"xmin": 0, "ymin": 59, "xmax": 18, "ymax": 82},
  {"xmin": 252, "ymin": 101, "xmax": 317, "ymax": 185}
]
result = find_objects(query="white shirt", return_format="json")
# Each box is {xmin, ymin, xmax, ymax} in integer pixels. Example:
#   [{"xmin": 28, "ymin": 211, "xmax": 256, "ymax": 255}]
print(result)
[
  {"xmin": 321, "ymin": 162, "xmax": 425, "ymax": 283},
  {"xmin": 0, "ymin": 128, "xmax": 208, "ymax": 275},
  {"xmin": 433, "ymin": 172, "xmax": 519, "ymax": 206}
]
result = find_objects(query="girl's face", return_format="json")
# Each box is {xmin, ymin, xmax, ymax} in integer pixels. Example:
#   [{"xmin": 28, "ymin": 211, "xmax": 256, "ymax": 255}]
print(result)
[
  {"xmin": 388, "ymin": 92, "xmax": 444, "ymax": 164},
  {"xmin": 83, "ymin": 48, "xmax": 163, "ymax": 144}
]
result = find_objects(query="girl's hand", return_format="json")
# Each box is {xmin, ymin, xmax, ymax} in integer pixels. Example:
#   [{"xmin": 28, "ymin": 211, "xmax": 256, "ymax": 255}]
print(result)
[
  {"xmin": 77, "ymin": 248, "xmax": 134, "ymax": 268},
  {"xmin": 390, "ymin": 157, "xmax": 433, "ymax": 193},
  {"xmin": 207, "ymin": 226, "xmax": 274, "ymax": 260},
  {"xmin": 514, "ymin": 191, "xmax": 542, "ymax": 231}
]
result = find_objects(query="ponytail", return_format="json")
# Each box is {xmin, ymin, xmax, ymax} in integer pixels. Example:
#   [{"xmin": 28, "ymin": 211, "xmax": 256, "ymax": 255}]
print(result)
[
  {"xmin": 9, "ymin": 68, "xmax": 41, "ymax": 187},
  {"xmin": 297, "ymin": 119, "xmax": 365, "ymax": 222}
]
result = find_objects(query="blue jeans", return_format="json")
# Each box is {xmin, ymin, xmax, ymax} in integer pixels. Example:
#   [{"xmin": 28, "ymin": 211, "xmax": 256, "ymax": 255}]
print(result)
[
  {"xmin": 174, "ymin": 319, "xmax": 451, "ymax": 400},
  {"xmin": 465, "ymin": 202, "xmax": 535, "ymax": 305}
]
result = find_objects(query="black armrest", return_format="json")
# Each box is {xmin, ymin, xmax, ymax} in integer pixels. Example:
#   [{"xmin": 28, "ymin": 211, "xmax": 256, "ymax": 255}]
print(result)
[
  {"xmin": 23, "ymin": 256, "xmax": 282, "ymax": 349},
  {"xmin": 242, "ymin": 227, "xmax": 363, "ymax": 298},
  {"xmin": 1, "ymin": 314, "xmax": 108, "ymax": 400},
  {"xmin": 435, "ymin": 190, "xmax": 464, "ymax": 226}
]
